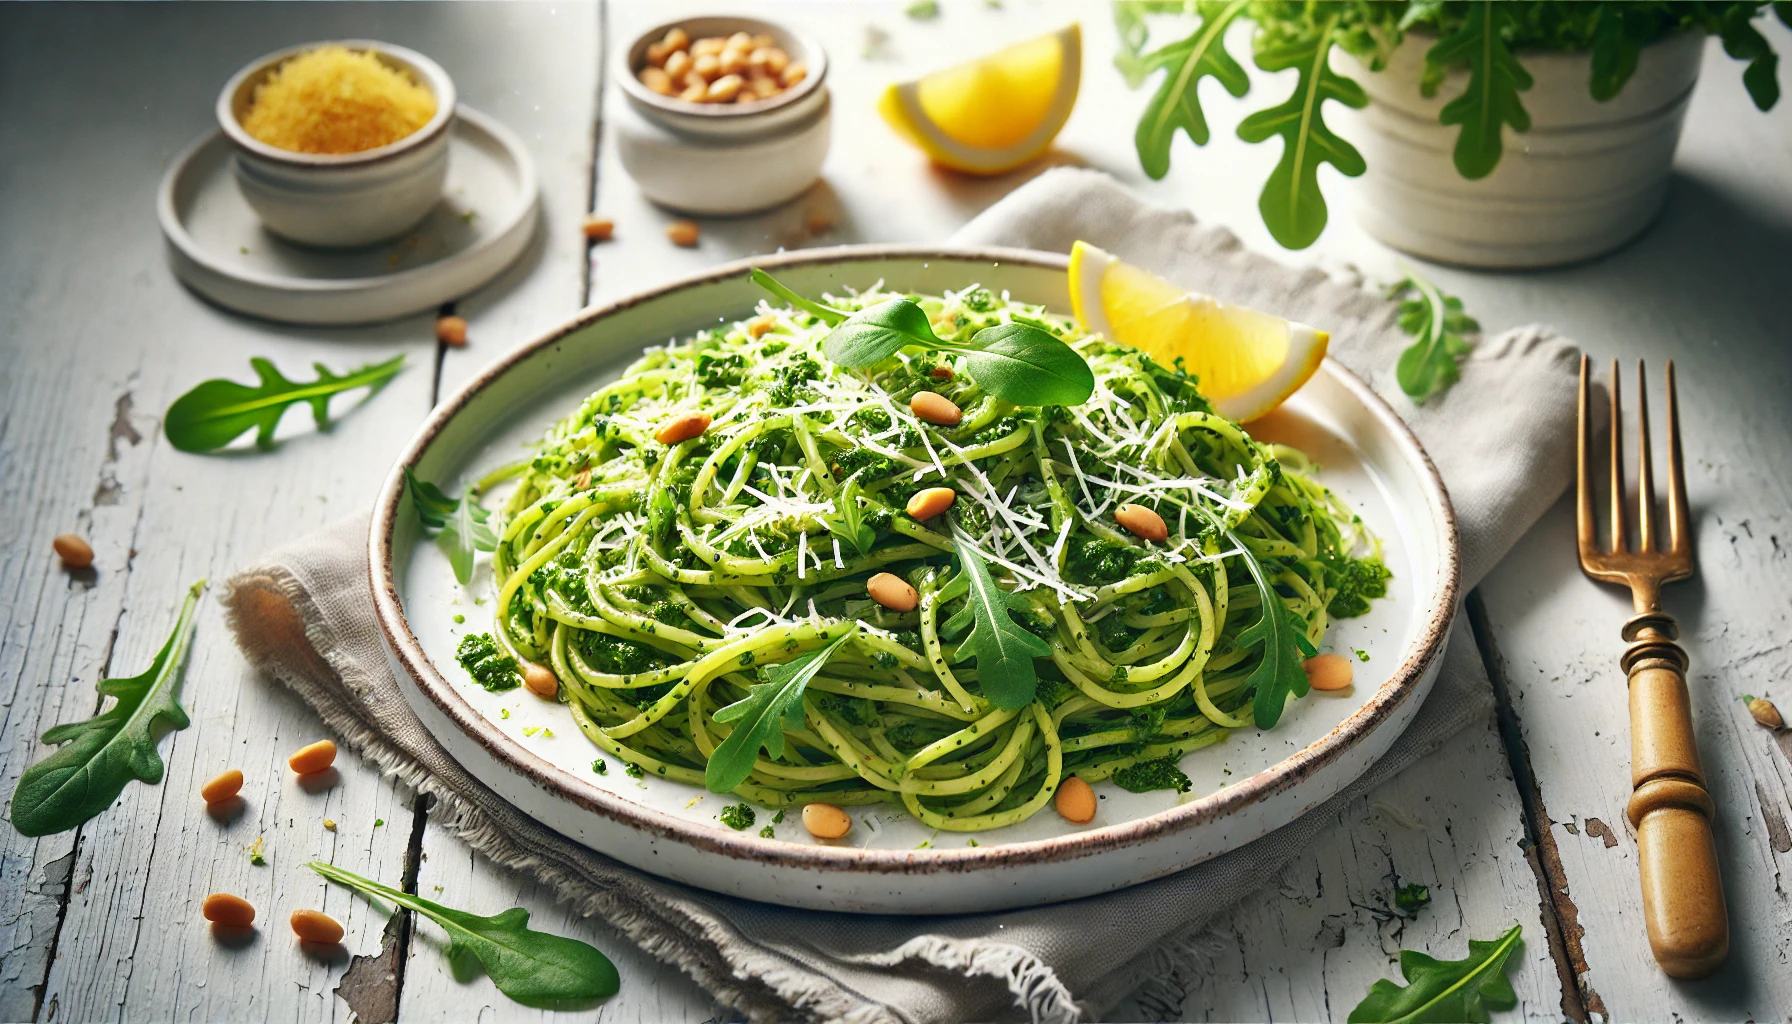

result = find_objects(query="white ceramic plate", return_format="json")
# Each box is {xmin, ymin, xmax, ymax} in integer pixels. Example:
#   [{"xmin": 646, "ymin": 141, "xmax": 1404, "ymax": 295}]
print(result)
[
  {"xmin": 157, "ymin": 105, "xmax": 538, "ymax": 325},
  {"xmin": 371, "ymin": 246, "xmax": 1459, "ymax": 914}
]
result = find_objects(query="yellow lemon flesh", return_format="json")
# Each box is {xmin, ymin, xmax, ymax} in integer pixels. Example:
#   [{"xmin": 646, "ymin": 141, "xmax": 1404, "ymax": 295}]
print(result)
[
  {"xmin": 878, "ymin": 25, "xmax": 1080, "ymax": 175},
  {"xmin": 1068, "ymin": 241, "xmax": 1328, "ymax": 422}
]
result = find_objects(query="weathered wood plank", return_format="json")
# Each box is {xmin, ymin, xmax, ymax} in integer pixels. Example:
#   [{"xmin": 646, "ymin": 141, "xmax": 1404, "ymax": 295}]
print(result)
[
  {"xmin": 1107, "ymin": 718, "xmax": 1565, "ymax": 1022},
  {"xmin": 1472, "ymin": 23, "xmax": 1792, "ymax": 1020}
]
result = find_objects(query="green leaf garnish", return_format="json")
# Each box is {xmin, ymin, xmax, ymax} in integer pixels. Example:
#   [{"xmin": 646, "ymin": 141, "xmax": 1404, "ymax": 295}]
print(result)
[
  {"xmin": 705, "ymin": 627, "xmax": 858, "ymax": 793},
  {"xmin": 823, "ymin": 297, "xmax": 942, "ymax": 368},
  {"xmin": 758, "ymin": 271, "xmax": 1094, "ymax": 407},
  {"xmin": 309, "ymin": 862, "xmax": 620, "ymax": 1006},
  {"xmin": 10, "ymin": 580, "xmax": 205, "ymax": 837},
  {"xmin": 960, "ymin": 322, "xmax": 1097, "ymax": 407},
  {"xmin": 1129, "ymin": 0, "xmax": 1251, "ymax": 179},
  {"xmin": 945, "ymin": 530, "xmax": 1052, "ymax": 710},
  {"xmin": 1235, "ymin": 13, "xmax": 1368, "ymax": 250},
  {"xmin": 825, "ymin": 470, "xmax": 876, "ymax": 557},
  {"xmin": 163, "ymin": 354, "xmax": 405, "ymax": 452},
  {"xmin": 1390, "ymin": 272, "xmax": 1479, "ymax": 405},
  {"xmin": 407, "ymin": 468, "xmax": 498, "ymax": 586},
  {"xmin": 750, "ymin": 267, "xmax": 847, "ymax": 326},
  {"xmin": 1348, "ymin": 924, "xmax": 1522, "ymax": 1024},
  {"xmin": 1428, "ymin": 0, "xmax": 1533, "ymax": 180},
  {"xmin": 1225, "ymin": 528, "xmax": 1317, "ymax": 729}
]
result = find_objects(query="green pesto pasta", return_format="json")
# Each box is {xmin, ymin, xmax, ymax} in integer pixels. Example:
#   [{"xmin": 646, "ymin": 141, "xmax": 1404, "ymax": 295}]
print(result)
[{"xmin": 472, "ymin": 281, "xmax": 1390, "ymax": 833}]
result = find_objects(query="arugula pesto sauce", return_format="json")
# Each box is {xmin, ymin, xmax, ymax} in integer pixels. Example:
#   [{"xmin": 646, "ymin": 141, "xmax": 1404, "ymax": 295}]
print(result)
[{"xmin": 473, "ymin": 283, "xmax": 1389, "ymax": 833}]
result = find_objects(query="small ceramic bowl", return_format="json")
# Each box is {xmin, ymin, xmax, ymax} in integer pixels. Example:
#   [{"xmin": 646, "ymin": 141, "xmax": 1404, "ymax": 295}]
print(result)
[
  {"xmin": 614, "ymin": 16, "xmax": 830, "ymax": 215},
  {"xmin": 218, "ymin": 40, "xmax": 456, "ymax": 248}
]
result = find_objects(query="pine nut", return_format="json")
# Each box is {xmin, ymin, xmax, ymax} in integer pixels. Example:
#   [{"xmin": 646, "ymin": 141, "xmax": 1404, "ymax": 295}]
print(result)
[
  {"xmin": 664, "ymin": 49, "xmax": 692, "ymax": 81},
  {"xmin": 1748, "ymin": 697, "xmax": 1784, "ymax": 730},
  {"xmin": 705, "ymin": 74, "xmax": 744, "ymax": 103},
  {"xmin": 655, "ymin": 412, "xmax": 711, "ymax": 445},
  {"xmin": 435, "ymin": 315, "xmax": 468, "ymax": 347},
  {"xmin": 52, "ymin": 533, "xmax": 94, "ymax": 569},
  {"xmin": 662, "ymin": 27, "xmax": 690, "ymax": 53},
  {"xmin": 290, "ymin": 908, "xmax": 345, "ymax": 944},
  {"xmin": 639, "ymin": 66, "xmax": 674, "ymax": 95},
  {"xmin": 1303, "ymin": 653, "xmax": 1354, "ymax": 691},
  {"xmin": 666, "ymin": 220, "xmax": 701, "ymax": 247},
  {"xmin": 905, "ymin": 486, "xmax": 956, "ymax": 521},
  {"xmin": 1114, "ymin": 503, "xmax": 1168, "ymax": 543},
  {"xmin": 677, "ymin": 81, "xmax": 706, "ymax": 103},
  {"xmin": 726, "ymin": 31, "xmax": 755, "ymax": 51},
  {"xmin": 202, "ymin": 893, "xmax": 256, "ymax": 928},
  {"xmin": 719, "ymin": 48, "xmax": 749, "ymax": 76},
  {"xmin": 867, "ymin": 573, "xmax": 918, "ymax": 612},
  {"xmin": 692, "ymin": 53, "xmax": 720, "ymax": 80},
  {"xmin": 780, "ymin": 61, "xmax": 808, "ymax": 88},
  {"xmin": 287, "ymin": 739, "xmax": 337, "ymax": 775},
  {"xmin": 909, "ymin": 391, "xmax": 962, "ymax": 426},
  {"xmin": 523, "ymin": 662, "xmax": 559, "ymax": 699},
  {"xmin": 691, "ymin": 37, "xmax": 725, "ymax": 57},
  {"xmin": 200, "ymin": 769, "xmax": 244, "ymax": 805},
  {"xmin": 802, "ymin": 802, "xmax": 851, "ymax": 839},
  {"xmin": 750, "ymin": 33, "xmax": 775, "ymax": 49},
  {"xmin": 746, "ymin": 314, "xmax": 776, "ymax": 339},
  {"xmin": 581, "ymin": 215, "xmax": 614, "ymax": 241},
  {"xmin": 763, "ymin": 48, "xmax": 790, "ymax": 75},
  {"xmin": 1055, "ymin": 776, "xmax": 1096, "ymax": 824},
  {"xmin": 748, "ymin": 74, "xmax": 781, "ymax": 100}
]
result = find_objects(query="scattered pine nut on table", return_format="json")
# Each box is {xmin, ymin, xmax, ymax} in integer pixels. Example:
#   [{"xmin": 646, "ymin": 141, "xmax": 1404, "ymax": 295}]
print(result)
[
  {"xmin": 52, "ymin": 533, "xmax": 93, "ymax": 568},
  {"xmin": 290, "ymin": 909, "xmax": 345, "ymax": 945},
  {"xmin": 201, "ymin": 893, "xmax": 255, "ymax": 928},
  {"xmin": 665, "ymin": 220, "xmax": 700, "ymax": 247},
  {"xmin": 200, "ymin": 769, "xmax": 244, "ymax": 804},
  {"xmin": 436, "ymin": 315, "xmax": 468, "ymax": 346},
  {"xmin": 288, "ymin": 739, "xmax": 337, "ymax": 775}
]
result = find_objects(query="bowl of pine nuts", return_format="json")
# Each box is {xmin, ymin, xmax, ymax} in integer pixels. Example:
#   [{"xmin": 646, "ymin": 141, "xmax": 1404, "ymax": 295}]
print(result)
[{"xmin": 614, "ymin": 15, "xmax": 831, "ymax": 214}]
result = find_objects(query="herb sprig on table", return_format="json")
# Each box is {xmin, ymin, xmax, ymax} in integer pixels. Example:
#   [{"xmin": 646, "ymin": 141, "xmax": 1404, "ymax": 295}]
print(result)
[
  {"xmin": 309, "ymin": 861, "xmax": 620, "ymax": 1006},
  {"xmin": 751, "ymin": 269, "xmax": 1096, "ymax": 407},
  {"xmin": 164, "ymin": 354, "xmax": 405, "ymax": 452},
  {"xmin": 1349, "ymin": 924, "xmax": 1523, "ymax": 1024},
  {"xmin": 11, "ymin": 581, "xmax": 205, "ymax": 837}
]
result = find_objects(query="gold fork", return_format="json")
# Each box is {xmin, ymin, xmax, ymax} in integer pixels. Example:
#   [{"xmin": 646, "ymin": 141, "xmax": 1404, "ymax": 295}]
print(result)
[{"xmin": 1577, "ymin": 356, "xmax": 1727, "ymax": 978}]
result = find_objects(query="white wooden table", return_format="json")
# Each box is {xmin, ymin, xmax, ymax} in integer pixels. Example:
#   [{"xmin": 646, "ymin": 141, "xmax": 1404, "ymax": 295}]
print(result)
[{"xmin": 2, "ymin": 3, "xmax": 1788, "ymax": 1021}]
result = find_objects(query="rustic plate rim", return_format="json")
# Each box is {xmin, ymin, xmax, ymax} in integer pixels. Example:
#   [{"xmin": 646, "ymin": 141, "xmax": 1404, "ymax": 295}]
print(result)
[{"xmin": 368, "ymin": 243, "xmax": 1460, "ymax": 876}]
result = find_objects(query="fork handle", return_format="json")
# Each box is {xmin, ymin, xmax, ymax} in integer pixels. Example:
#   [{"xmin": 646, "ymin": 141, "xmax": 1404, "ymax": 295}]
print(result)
[{"xmin": 1622, "ymin": 615, "xmax": 1728, "ymax": 979}]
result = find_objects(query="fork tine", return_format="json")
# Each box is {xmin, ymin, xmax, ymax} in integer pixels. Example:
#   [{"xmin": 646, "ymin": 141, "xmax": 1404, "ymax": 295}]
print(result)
[
  {"xmin": 1609, "ymin": 360, "xmax": 1626, "ymax": 554},
  {"xmin": 1636, "ymin": 361, "xmax": 1656, "ymax": 553},
  {"xmin": 1666, "ymin": 360, "xmax": 1690, "ymax": 556},
  {"xmin": 1577, "ymin": 355, "xmax": 1597, "ymax": 563}
]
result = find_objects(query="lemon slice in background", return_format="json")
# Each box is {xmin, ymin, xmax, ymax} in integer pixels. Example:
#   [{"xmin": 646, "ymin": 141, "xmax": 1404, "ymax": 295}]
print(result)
[
  {"xmin": 878, "ymin": 25, "xmax": 1080, "ymax": 176},
  {"xmin": 1068, "ymin": 241, "xmax": 1328, "ymax": 422}
]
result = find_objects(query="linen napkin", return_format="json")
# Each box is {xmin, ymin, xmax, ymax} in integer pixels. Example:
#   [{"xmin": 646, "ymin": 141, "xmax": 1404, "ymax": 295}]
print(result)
[{"xmin": 224, "ymin": 168, "xmax": 1584, "ymax": 1024}]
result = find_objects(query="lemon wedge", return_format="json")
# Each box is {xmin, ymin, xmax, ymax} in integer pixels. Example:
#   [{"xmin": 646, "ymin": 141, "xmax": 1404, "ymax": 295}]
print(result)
[
  {"xmin": 877, "ymin": 25, "xmax": 1080, "ymax": 176},
  {"xmin": 1068, "ymin": 241, "xmax": 1328, "ymax": 422}
]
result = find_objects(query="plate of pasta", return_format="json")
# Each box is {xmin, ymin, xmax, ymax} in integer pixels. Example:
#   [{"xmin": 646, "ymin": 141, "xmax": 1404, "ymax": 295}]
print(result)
[{"xmin": 370, "ymin": 246, "xmax": 1458, "ymax": 913}]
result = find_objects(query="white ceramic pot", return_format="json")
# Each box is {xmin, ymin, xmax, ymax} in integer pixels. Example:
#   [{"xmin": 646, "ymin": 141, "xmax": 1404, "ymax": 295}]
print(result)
[
  {"xmin": 217, "ymin": 40, "xmax": 456, "ymax": 249},
  {"xmin": 614, "ymin": 16, "xmax": 831, "ymax": 215},
  {"xmin": 1334, "ymin": 31, "xmax": 1705, "ymax": 268}
]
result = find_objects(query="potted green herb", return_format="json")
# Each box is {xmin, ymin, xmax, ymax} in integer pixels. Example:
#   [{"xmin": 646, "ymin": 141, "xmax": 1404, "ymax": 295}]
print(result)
[{"xmin": 1118, "ymin": 1, "xmax": 1787, "ymax": 266}]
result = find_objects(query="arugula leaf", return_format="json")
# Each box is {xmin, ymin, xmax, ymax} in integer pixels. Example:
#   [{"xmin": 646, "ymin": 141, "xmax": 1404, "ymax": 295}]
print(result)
[
  {"xmin": 750, "ymin": 268, "xmax": 847, "ymax": 326},
  {"xmin": 823, "ymin": 297, "xmax": 942, "ymax": 369},
  {"xmin": 1390, "ymin": 272, "xmax": 1480, "ymax": 404},
  {"xmin": 1427, "ymin": 0, "xmax": 1532, "ymax": 179},
  {"xmin": 945, "ymin": 530, "xmax": 1052, "ymax": 709},
  {"xmin": 406, "ymin": 468, "xmax": 498, "ymax": 586},
  {"xmin": 1129, "ymin": 0, "xmax": 1252, "ymax": 179},
  {"xmin": 1225, "ymin": 529, "xmax": 1316, "ymax": 729},
  {"xmin": 1716, "ymin": 3, "xmax": 1781, "ymax": 111},
  {"xmin": 960, "ymin": 323, "xmax": 1097, "ymax": 407},
  {"xmin": 1588, "ymin": 4, "xmax": 1646, "ymax": 101},
  {"xmin": 705, "ymin": 627, "xmax": 858, "ymax": 793},
  {"xmin": 310, "ymin": 862, "xmax": 619, "ymax": 1006},
  {"xmin": 1235, "ymin": 15, "xmax": 1368, "ymax": 250},
  {"xmin": 824, "ymin": 471, "xmax": 876, "ymax": 557},
  {"xmin": 164, "ymin": 354, "xmax": 405, "ymax": 453},
  {"xmin": 1348, "ymin": 924, "xmax": 1523, "ymax": 1024},
  {"xmin": 11, "ymin": 580, "xmax": 205, "ymax": 837}
]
